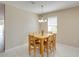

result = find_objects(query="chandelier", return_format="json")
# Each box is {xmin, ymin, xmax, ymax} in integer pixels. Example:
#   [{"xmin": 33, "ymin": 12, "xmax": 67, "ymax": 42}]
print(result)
[{"xmin": 38, "ymin": 5, "xmax": 47, "ymax": 23}]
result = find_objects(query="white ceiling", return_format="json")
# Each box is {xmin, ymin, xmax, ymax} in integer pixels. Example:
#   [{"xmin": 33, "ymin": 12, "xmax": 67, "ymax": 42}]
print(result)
[{"xmin": 2, "ymin": 1, "xmax": 79, "ymax": 14}]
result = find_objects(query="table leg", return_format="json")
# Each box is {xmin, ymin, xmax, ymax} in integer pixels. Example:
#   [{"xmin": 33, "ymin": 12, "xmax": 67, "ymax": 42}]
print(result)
[{"xmin": 40, "ymin": 39, "xmax": 44, "ymax": 57}]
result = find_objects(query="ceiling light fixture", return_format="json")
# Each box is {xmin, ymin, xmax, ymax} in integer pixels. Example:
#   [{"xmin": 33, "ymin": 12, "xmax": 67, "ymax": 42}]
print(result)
[{"xmin": 38, "ymin": 5, "xmax": 47, "ymax": 23}]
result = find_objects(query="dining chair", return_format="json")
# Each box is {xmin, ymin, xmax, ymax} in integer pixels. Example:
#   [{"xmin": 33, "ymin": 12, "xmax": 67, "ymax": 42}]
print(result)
[
  {"xmin": 44, "ymin": 35, "xmax": 52, "ymax": 56},
  {"xmin": 53, "ymin": 33, "xmax": 56, "ymax": 50},
  {"xmin": 28, "ymin": 34, "xmax": 36, "ymax": 56},
  {"xmin": 50, "ymin": 34, "xmax": 55, "ymax": 53},
  {"xmin": 28, "ymin": 34, "xmax": 41, "ymax": 57}
]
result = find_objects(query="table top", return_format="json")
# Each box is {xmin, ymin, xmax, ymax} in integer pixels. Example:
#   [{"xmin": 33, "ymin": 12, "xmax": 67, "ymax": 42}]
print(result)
[{"xmin": 29, "ymin": 33, "xmax": 54, "ymax": 39}]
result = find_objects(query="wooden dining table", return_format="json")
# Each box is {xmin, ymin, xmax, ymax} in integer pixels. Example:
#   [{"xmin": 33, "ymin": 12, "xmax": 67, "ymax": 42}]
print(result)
[
  {"xmin": 33, "ymin": 33, "xmax": 53, "ymax": 57},
  {"xmin": 29, "ymin": 32, "xmax": 55, "ymax": 57}
]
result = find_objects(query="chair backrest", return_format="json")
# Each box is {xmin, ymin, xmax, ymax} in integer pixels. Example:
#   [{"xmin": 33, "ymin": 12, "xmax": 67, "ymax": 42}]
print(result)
[
  {"xmin": 49, "ymin": 33, "xmax": 56, "ymax": 44},
  {"xmin": 28, "ymin": 34, "xmax": 35, "ymax": 45},
  {"xmin": 53, "ymin": 33, "xmax": 56, "ymax": 40},
  {"xmin": 47, "ymin": 35, "xmax": 52, "ymax": 45}
]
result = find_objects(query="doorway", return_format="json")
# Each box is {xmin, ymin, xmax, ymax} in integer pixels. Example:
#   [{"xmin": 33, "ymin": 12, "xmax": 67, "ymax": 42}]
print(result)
[
  {"xmin": 0, "ymin": 3, "xmax": 5, "ymax": 52},
  {"xmin": 0, "ymin": 20, "xmax": 4, "ymax": 52}
]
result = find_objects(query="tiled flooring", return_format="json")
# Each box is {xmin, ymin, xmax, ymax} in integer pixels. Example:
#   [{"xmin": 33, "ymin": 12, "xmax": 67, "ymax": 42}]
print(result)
[{"xmin": 0, "ymin": 43, "xmax": 79, "ymax": 57}]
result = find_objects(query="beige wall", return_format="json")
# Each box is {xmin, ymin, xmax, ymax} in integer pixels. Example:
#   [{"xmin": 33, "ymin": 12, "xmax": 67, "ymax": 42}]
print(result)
[
  {"xmin": 42, "ymin": 6, "xmax": 79, "ymax": 47},
  {"xmin": 5, "ymin": 4, "xmax": 39, "ymax": 50}
]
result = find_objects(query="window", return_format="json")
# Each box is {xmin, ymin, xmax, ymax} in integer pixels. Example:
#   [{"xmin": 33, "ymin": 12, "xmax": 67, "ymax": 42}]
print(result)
[{"xmin": 48, "ymin": 16, "xmax": 57, "ymax": 33}]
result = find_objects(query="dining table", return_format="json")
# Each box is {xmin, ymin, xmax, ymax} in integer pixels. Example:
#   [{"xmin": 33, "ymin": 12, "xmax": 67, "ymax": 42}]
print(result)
[{"xmin": 30, "ymin": 33, "xmax": 54, "ymax": 56}]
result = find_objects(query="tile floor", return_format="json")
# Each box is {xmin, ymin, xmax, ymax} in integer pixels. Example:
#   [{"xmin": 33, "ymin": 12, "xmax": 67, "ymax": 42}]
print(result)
[{"xmin": 0, "ymin": 43, "xmax": 79, "ymax": 57}]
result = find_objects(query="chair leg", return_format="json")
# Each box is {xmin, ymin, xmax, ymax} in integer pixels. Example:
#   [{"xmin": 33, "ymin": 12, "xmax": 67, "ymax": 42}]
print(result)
[
  {"xmin": 46, "ymin": 45, "xmax": 48, "ymax": 57},
  {"xmin": 34, "ymin": 46, "xmax": 36, "ymax": 57},
  {"xmin": 29, "ymin": 46, "xmax": 31, "ymax": 56},
  {"xmin": 54, "ymin": 44, "xmax": 56, "ymax": 52}
]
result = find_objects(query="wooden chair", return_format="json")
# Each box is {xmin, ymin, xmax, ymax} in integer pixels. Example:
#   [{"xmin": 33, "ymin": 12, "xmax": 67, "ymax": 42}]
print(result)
[
  {"xmin": 50, "ymin": 34, "xmax": 55, "ymax": 52},
  {"xmin": 53, "ymin": 33, "xmax": 56, "ymax": 50},
  {"xmin": 28, "ymin": 34, "xmax": 41, "ymax": 57},
  {"xmin": 28, "ymin": 34, "xmax": 36, "ymax": 56},
  {"xmin": 44, "ymin": 33, "xmax": 56, "ymax": 56},
  {"xmin": 44, "ymin": 35, "xmax": 52, "ymax": 56}
]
